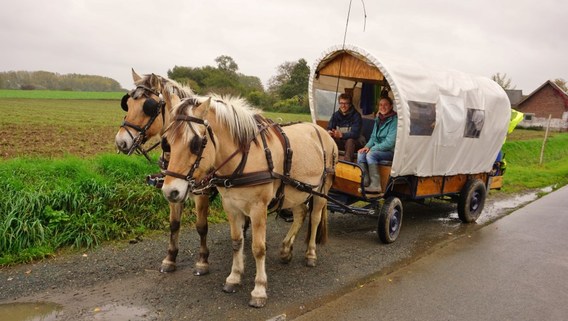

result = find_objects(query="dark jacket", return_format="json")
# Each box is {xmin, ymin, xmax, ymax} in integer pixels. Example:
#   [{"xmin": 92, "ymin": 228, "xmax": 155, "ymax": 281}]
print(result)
[{"xmin": 327, "ymin": 108, "xmax": 362, "ymax": 140}]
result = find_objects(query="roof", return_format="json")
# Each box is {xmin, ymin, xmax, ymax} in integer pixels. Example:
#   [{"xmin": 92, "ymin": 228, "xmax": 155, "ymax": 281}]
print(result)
[{"xmin": 517, "ymin": 80, "xmax": 568, "ymax": 109}]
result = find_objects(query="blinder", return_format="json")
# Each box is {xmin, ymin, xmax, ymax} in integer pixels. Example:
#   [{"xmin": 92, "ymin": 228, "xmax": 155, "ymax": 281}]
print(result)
[
  {"xmin": 161, "ymin": 137, "xmax": 171, "ymax": 153},
  {"xmin": 143, "ymin": 98, "xmax": 161, "ymax": 117},
  {"xmin": 120, "ymin": 91, "xmax": 164, "ymax": 117},
  {"xmin": 189, "ymin": 135, "xmax": 203, "ymax": 154},
  {"xmin": 121, "ymin": 94, "xmax": 130, "ymax": 111}
]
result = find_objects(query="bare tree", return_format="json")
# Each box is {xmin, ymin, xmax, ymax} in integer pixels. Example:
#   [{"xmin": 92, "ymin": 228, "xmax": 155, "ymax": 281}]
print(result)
[
  {"xmin": 491, "ymin": 73, "xmax": 516, "ymax": 90},
  {"xmin": 553, "ymin": 78, "xmax": 567, "ymax": 92}
]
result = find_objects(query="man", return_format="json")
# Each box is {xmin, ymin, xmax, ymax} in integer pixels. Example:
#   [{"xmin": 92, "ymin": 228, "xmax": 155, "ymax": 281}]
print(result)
[{"xmin": 327, "ymin": 93, "xmax": 364, "ymax": 162}]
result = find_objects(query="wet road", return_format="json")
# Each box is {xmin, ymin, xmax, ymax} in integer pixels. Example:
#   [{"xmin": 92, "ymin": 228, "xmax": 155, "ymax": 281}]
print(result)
[
  {"xmin": 293, "ymin": 185, "xmax": 568, "ymax": 321},
  {"xmin": 0, "ymin": 189, "xmax": 545, "ymax": 321}
]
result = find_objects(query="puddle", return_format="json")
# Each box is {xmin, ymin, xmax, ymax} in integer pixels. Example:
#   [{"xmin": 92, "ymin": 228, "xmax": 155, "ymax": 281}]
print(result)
[
  {"xmin": 91, "ymin": 304, "xmax": 153, "ymax": 320},
  {"xmin": 0, "ymin": 302, "xmax": 62, "ymax": 321},
  {"xmin": 0, "ymin": 302, "xmax": 154, "ymax": 321},
  {"xmin": 436, "ymin": 188, "xmax": 549, "ymax": 225}
]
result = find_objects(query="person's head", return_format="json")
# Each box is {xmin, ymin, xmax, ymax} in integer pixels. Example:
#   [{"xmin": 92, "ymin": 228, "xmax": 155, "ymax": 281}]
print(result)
[
  {"xmin": 377, "ymin": 97, "xmax": 394, "ymax": 115},
  {"xmin": 338, "ymin": 93, "xmax": 353, "ymax": 114}
]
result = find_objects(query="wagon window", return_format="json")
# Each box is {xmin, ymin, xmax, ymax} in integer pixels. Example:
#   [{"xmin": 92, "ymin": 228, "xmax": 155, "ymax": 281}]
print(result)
[
  {"xmin": 314, "ymin": 89, "xmax": 338, "ymax": 121},
  {"xmin": 464, "ymin": 109, "xmax": 485, "ymax": 138},
  {"xmin": 408, "ymin": 101, "xmax": 436, "ymax": 136}
]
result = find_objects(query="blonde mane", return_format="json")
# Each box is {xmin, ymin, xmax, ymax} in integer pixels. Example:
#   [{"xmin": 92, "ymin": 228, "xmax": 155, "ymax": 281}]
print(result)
[{"xmin": 169, "ymin": 94, "xmax": 262, "ymax": 149}]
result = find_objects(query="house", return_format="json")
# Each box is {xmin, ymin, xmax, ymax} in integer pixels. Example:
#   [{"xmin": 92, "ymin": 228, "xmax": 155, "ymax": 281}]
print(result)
[{"xmin": 515, "ymin": 80, "xmax": 568, "ymax": 131}]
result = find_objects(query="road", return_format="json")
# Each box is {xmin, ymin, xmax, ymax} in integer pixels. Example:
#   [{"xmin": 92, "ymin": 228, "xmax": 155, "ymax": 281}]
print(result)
[{"xmin": 293, "ymin": 185, "xmax": 568, "ymax": 321}]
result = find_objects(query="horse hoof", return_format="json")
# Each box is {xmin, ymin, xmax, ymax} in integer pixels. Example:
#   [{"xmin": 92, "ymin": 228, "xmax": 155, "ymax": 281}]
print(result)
[
  {"xmin": 193, "ymin": 264, "xmax": 209, "ymax": 276},
  {"xmin": 306, "ymin": 258, "xmax": 317, "ymax": 267},
  {"xmin": 279, "ymin": 252, "xmax": 292, "ymax": 264},
  {"xmin": 223, "ymin": 283, "xmax": 239, "ymax": 293},
  {"xmin": 160, "ymin": 263, "xmax": 176, "ymax": 273},
  {"xmin": 248, "ymin": 297, "xmax": 267, "ymax": 308}
]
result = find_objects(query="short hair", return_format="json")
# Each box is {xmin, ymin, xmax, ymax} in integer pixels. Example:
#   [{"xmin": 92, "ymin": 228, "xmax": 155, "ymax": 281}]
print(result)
[{"xmin": 338, "ymin": 93, "xmax": 352, "ymax": 103}]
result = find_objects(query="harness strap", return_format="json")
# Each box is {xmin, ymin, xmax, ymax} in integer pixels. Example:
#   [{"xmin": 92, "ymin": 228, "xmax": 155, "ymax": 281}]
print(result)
[{"xmin": 211, "ymin": 171, "xmax": 274, "ymax": 188}]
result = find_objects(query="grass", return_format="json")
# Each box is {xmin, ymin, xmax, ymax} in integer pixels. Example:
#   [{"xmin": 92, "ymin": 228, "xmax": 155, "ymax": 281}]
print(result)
[
  {"xmin": 500, "ymin": 131, "xmax": 568, "ymax": 192},
  {"xmin": 0, "ymin": 89, "xmax": 124, "ymax": 99},
  {"xmin": 0, "ymin": 154, "xmax": 220, "ymax": 265}
]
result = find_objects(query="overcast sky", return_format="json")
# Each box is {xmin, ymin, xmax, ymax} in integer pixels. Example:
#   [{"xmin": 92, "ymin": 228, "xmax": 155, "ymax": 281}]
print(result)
[{"xmin": 1, "ymin": 0, "xmax": 566, "ymax": 93}]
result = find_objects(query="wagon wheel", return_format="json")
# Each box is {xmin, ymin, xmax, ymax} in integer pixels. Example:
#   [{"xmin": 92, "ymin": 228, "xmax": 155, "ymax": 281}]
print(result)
[
  {"xmin": 458, "ymin": 179, "xmax": 486, "ymax": 223},
  {"xmin": 377, "ymin": 196, "xmax": 403, "ymax": 244}
]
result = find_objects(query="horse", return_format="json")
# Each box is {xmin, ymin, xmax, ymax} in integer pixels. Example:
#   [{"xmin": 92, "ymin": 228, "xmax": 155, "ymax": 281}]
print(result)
[
  {"xmin": 115, "ymin": 69, "xmax": 213, "ymax": 275},
  {"xmin": 161, "ymin": 95, "xmax": 338, "ymax": 308}
]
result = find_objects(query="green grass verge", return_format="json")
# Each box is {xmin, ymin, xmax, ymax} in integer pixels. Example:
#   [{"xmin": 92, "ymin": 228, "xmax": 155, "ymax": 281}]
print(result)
[
  {"xmin": 0, "ymin": 154, "xmax": 224, "ymax": 265},
  {"xmin": 500, "ymin": 132, "xmax": 568, "ymax": 192}
]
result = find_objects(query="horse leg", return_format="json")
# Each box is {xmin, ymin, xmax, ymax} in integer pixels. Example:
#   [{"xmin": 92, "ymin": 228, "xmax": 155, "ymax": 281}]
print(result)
[
  {"xmin": 160, "ymin": 202, "xmax": 183, "ymax": 272},
  {"xmin": 223, "ymin": 209, "xmax": 246, "ymax": 294},
  {"xmin": 305, "ymin": 197, "xmax": 329, "ymax": 267},
  {"xmin": 248, "ymin": 204, "xmax": 268, "ymax": 308},
  {"xmin": 193, "ymin": 194, "xmax": 210, "ymax": 276},
  {"xmin": 279, "ymin": 203, "xmax": 308, "ymax": 264}
]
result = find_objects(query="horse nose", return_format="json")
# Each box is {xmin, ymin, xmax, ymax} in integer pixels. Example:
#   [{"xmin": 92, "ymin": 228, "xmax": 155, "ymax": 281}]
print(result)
[
  {"xmin": 116, "ymin": 140, "xmax": 128, "ymax": 153},
  {"xmin": 168, "ymin": 189, "xmax": 180, "ymax": 201}
]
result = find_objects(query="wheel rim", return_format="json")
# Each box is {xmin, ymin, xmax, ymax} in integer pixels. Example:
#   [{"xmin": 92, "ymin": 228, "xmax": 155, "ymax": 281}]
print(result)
[
  {"xmin": 470, "ymin": 190, "xmax": 481, "ymax": 212},
  {"xmin": 389, "ymin": 207, "xmax": 401, "ymax": 237}
]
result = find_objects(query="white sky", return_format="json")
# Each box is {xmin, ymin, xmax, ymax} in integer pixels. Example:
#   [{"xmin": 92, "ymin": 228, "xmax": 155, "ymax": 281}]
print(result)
[{"xmin": 1, "ymin": 0, "xmax": 566, "ymax": 94}]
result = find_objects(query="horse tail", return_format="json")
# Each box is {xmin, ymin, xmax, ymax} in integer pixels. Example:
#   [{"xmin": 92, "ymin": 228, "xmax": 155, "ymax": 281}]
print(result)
[
  {"xmin": 317, "ymin": 202, "xmax": 329, "ymax": 245},
  {"xmin": 305, "ymin": 196, "xmax": 329, "ymax": 245}
]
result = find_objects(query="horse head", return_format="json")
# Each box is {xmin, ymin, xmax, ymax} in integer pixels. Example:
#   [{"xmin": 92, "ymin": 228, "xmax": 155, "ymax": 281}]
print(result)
[
  {"xmin": 162, "ymin": 97, "xmax": 217, "ymax": 203},
  {"xmin": 115, "ymin": 69, "xmax": 191, "ymax": 159}
]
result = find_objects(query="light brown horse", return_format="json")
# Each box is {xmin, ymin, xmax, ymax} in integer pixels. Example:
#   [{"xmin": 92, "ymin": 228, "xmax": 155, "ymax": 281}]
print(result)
[
  {"xmin": 115, "ymin": 70, "xmax": 212, "ymax": 275},
  {"xmin": 161, "ymin": 95, "xmax": 338, "ymax": 308}
]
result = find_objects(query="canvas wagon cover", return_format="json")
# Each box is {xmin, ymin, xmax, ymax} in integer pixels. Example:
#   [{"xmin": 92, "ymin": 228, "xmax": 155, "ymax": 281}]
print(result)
[{"xmin": 309, "ymin": 44, "xmax": 511, "ymax": 177}]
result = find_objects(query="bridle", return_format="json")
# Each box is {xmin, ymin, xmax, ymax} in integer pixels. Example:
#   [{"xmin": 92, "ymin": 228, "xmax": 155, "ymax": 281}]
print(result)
[
  {"xmin": 119, "ymin": 85, "xmax": 166, "ymax": 162},
  {"xmin": 161, "ymin": 114, "xmax": 217, "ymax": 192}
]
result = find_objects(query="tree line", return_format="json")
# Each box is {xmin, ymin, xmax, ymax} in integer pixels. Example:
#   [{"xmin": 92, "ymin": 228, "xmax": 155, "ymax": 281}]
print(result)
[
  {"xmin": 0, "ymin": 70, "xmax": 123, "ymax": 92},
  {"xmin": 167, "ymin": 55, "xmax": 310, "ymax": 113},
  {"xmin": 0, "ymin": 56, "xmax": 312, "ymax": 113}
]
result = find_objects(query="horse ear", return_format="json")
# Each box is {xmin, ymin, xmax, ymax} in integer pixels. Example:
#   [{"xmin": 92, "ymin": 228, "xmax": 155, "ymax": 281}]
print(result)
[
  {"xmin": 196, "ymin": 98, "xmax": 211, "ymax": 118},
  {"xmin": 132, "ymin": 68, "xmax": 141, "ymax": 82},
  {"xmin": 149, "ymin": 73, "xmax": 161, "ymax": 90}
]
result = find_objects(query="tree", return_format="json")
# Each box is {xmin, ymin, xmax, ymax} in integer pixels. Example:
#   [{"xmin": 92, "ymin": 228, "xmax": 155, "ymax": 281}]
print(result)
[
  {"xmin": 491, "ymin": 73, "xmax": 516, "ymax": 90},
  {"xmin": 553, "ymin": 78, "xmax": 567, "ymax": 92},
  {"xmin": 279, "ymin": 59, "xmax": 309, "ymax": 100},
  {"xmin": 215, "ymin": 55, "xmax": 238, "ymax": 73}
]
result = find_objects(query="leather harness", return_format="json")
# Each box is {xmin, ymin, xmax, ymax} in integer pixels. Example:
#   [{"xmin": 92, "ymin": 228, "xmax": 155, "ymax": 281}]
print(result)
[{"xmin": 163, "ymin": 114, "xmax": 345, "ymax": 213}]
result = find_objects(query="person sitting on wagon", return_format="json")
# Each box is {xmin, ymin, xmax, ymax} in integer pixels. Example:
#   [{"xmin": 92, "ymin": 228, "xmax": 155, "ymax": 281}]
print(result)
[
  {"xmin": 327, "ymin": 93, "xmax": 364, "ymax": 162},
  {"xmin": 357, "ymin": 96, "xmax": 398, "ymax": 194}
]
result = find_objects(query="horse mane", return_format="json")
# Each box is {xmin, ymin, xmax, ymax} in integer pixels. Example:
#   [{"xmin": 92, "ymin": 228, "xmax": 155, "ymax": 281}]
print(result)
[
  {"xmin": 134, "ymin": 74, "xmax": 194, "ymax": 100},
  {"xmin": 169, "ymin": 94, "xmax": 262, "ymax": 150}
]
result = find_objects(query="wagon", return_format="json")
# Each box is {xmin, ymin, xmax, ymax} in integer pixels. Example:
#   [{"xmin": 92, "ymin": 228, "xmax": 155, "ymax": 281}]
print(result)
[{"xmin": 309, "ymin": 44, "xmax": 511, "ymax": 243}]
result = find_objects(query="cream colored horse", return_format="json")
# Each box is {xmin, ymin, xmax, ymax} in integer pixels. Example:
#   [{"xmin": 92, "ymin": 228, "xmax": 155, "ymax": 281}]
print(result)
[
  {"xmin": 115, "ymin": 70, "xmax": 213, "ymax": 275},
  {"xmin": 161, "ymin": 96, "xmax": 338, "ymax": 308}
]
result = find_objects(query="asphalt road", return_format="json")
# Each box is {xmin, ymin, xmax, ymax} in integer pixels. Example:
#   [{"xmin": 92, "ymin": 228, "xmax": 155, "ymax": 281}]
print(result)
[{"xmin": 293, "ymin": 185, "xmax": 568, "ymax": 321}]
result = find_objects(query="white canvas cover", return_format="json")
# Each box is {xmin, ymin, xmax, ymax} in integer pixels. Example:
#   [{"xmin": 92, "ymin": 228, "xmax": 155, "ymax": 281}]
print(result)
[{"xmin": 309, "ymin": 44, "xmax": 511, "ymax": 177}]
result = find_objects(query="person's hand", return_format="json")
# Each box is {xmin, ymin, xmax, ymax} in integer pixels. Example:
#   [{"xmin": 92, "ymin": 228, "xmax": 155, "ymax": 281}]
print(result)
[{"xmin": 358, "ymin": 146, "xmax": 369, "ymax": 154}]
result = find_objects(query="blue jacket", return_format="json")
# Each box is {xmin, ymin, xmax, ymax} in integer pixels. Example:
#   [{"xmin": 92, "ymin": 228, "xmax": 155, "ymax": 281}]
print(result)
[
  {"xmin": 366, "ymin": 115, "xmax": 397, "ymax": 152},
  {"xmin": 327, "ymin": 108, "xmax": 362, "ymax": 140}
]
